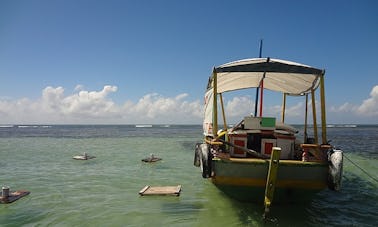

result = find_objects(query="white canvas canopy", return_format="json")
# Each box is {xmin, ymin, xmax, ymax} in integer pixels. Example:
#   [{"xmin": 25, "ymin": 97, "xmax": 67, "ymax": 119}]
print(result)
[
  {"xmin": 207, "ymin": 58, "xmax": 324, "ymax": 95},
  {"xmin": 203, "ymin": 58, "xmax": 326, "ymax": 137}
]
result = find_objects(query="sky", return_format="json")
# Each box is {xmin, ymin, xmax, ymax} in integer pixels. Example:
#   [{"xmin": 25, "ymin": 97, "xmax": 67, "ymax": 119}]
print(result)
[{"xmin": 0, "ymin": 0, "xmax": 377, "ymax": 125}]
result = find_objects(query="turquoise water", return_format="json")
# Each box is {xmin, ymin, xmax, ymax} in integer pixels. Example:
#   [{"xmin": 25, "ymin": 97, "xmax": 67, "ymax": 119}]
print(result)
[{"xmin": 0, "ymin": 125, "xmax": 377, "ymax": 226}]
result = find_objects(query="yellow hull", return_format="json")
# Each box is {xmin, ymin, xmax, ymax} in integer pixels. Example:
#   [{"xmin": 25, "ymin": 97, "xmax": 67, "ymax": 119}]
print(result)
[{"xmin": 210, "ymin": 157, "xmax": 329, "ymax": 202}]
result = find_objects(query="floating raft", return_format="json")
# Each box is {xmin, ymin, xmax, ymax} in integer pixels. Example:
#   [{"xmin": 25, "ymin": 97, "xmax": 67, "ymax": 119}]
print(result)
[
  {"xmin": 0, "ymin": 190, "xmax": 30, "ymax": 204},
  {"xmin": 139, "ymin": 185, "xmax": 182, "ymax": 196},
  {"xmin": 141, "ymin": 157, "xmax": 162, "ymax": 163},
  {"xmin": 73, "ymin": 155, "xmax": 96, "ymax": 160}
]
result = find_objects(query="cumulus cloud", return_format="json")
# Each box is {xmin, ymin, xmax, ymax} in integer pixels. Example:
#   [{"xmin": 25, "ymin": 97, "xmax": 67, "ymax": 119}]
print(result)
[
  {"xmin": 330, "ymin": 102, "xmax": 356, "ymax": 113},
  {"xmin": 1, "ymin": 84, "xmax": 377, "ymax": 124},
  {"xmin": 225, "ymin": 96, "xmax": 254, "ymax": 117},
  {"xmin": 329, "ymin": 85, "xmax": 378, "ymax": 117},
  {"xmin": 0, "ymin": 85, "xmax": 202, "ymax": 124},
  {"xmin": 122, "ymin": 93, "xmax": 202, "ymax": 123},
  {"xmin": 356, "ymin": 85, "xmax": 378, "ymax": 116},
  {"xmin": 74, "ymin": 84, "xmax": 84, "ymax": 91},
  {"xmin": 328, "ymin": 85, "xmax": 378, "ymax": 123},
  {"xmin": 223, "ymin": 96, "xmax": 308, "ymax": 123},
  {"xmin": 222, "ymin": 85, "xmax": 378, "ymax": 124}
]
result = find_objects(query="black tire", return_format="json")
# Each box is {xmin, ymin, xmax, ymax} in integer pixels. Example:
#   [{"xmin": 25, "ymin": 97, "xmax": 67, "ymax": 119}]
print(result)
[
  {"xmin": 199, "ymin": 143, "xmax": 212, "ymax": 178},
  {"xmin": 328, "ymin": 149, "xmax": 343, "ymax": 191},
  {"xmin": 194, "ymin": 143, "xmax": 201, "ymax": 167}
]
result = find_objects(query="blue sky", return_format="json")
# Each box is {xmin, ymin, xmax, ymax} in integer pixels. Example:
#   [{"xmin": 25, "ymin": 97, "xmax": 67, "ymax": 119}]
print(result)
[{"xmin": 0, "ymin": 0, "xmax": 377, "ymax": 124}]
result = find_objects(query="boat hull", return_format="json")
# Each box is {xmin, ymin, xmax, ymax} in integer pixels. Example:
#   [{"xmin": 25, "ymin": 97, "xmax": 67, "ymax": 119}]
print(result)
[{"xmin": 211, "ymin": 157, "xmax": 328, "ymax": 202}]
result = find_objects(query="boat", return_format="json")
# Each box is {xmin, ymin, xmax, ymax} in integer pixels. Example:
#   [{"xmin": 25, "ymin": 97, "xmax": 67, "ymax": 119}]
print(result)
[{"xmin": 193, "ymin": 58, "xmax": 343, "ymax": 213}]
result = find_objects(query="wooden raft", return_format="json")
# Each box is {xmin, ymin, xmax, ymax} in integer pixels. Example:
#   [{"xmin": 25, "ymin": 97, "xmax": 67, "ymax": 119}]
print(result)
[
  {"xmin": 0, "ymin": 190, "xmax": 30, "ymax": 204},
  {"xmin": 139, "ymin": 185, "xmax": 182, "ymax": 196}
]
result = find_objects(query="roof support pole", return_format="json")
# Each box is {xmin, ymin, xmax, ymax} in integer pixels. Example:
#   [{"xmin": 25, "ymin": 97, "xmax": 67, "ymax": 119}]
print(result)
[
  {"xmin": 320, "ymin": 72, "xmax": 327, "ymax": 144},
  {"xmin": 254, "ymin": 88, "xmax": 259, "ymax": 117},
  {"xmin": 311, "ymin": 89, "xmax": 318, "ymax": 144},
  {"xmin": 219, "ymin": 93, "xmax": 227, "ymax": 131},
  {"xmin": 259, "ymin": 58, "xmax": 269, "ymax": 117},
  {"xmin": 304, "ymin": 94, "xmax": 308, "ymax": 143},
  {"xmin": 281, "ymin": 93, "xmax": 286, "ymax": 123},
  {"xmin": 255, "ymin": 40, "xmax": 263, "ymax": 117},
  {"xmin": 212, "ymin": 69, "xmax": 218, "ymax": 136},
  {"xmin": 259, "ymin": 78, "xmax": 264, "ymax": 117}
]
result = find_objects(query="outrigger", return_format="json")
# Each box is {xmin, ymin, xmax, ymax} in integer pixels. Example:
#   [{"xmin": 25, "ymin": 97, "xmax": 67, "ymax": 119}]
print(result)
[{"xmin": 194, "ymin": 58, "xmax": 343, "ymax": 215}]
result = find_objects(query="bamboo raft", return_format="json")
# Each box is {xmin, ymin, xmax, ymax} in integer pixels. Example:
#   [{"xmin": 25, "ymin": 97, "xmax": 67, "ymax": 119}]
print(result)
[{"xmin": 139, "ymin": 185, "xmax": 182, "ymax": 196}]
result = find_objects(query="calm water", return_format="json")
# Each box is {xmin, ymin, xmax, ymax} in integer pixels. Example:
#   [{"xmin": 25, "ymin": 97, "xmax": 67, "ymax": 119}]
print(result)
[{"xmin": 0, "ymin": 125, "xmax": 377, "ymax": 226}]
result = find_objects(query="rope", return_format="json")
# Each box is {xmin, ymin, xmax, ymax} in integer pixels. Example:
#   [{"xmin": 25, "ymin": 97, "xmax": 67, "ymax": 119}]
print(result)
[{"xmin": 344, "ymin": 153, "xmax": 378, "ymax": 183}]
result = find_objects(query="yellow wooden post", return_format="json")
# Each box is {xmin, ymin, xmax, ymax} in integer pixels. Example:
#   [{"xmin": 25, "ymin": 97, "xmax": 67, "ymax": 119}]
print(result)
[
  {"xmin": 304, "ymin": 94, "xmax": 308, "ymax": 143},
  {"xmin": 281, "ymin": 93, "xmax": 286, "ymax": 123},
  {"xmin": 212, "ymin": 69, "xmax": 218, "ymax": 136},
  {"xmin": 219, "ymin": 93, "xmax": 227, "ymax": 130},
  {"xmin": 311, "ymin": 89, "xmax": 318, "ymax": 144},
  {"xmin": 264, "ymin": 147, "xmax": 281, "ymax": 216},
  {"xmin": 320, "ymin": 72, "xmax": 327, "ymax": 144}
]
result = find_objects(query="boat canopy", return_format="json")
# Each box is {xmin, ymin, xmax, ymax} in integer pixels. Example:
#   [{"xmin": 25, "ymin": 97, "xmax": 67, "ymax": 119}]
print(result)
[
  {"xmin": 203, "ymin": 58, "xmax": 327, "ymax": 139},
  {"xmin": 207, "ymin": 58, "xmax": 324, "ymax": 96}
]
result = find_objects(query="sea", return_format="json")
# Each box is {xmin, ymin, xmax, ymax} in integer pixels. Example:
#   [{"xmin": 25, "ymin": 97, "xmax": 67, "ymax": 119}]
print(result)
[{"xmin": 0, "ymin": 124, "xmax": 377, "ymax": 226}]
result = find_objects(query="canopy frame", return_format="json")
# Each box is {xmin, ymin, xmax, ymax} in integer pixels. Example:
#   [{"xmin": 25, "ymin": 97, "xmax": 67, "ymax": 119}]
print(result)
[{"xmin": 204, "ymin": 58, "xmax": 327, "ymax": 144}]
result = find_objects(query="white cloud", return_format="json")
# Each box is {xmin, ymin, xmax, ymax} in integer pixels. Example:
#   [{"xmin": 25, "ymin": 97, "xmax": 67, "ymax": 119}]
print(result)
[
  {"xmin": 74, "ymin": 84, "xmax": 84, "ymax": 91},
  {"xmin": 0, "ymin": 85, "xmax": 202, "ymax": 124},
  {"xmin": 1, "ymin": 85, "xmax": 377, "ymax": 125},
  {"xmin": 223, "ymin": 96, "xmax": 307, "ymax": 124},
  {"xmin": 222, "ymin": 85, "xmax": 378, "ymax": 124},
  {"xmin": 328, "ymin": 85, "xmax": 378, "ymax": 123},
  {"xmin": 224, "ymin": 96, "xmax": 254, "ymax": 117},
  {"xmin": 122, "ymin": 93, "xmax": 201, "ymax": 123},
  {"xmin": 330, "ymin": 102, "xmax": 356, "ymax": 113},
  {"xmin": 356, "ymin": 85, "xmax": 378, "ymax": 116}
]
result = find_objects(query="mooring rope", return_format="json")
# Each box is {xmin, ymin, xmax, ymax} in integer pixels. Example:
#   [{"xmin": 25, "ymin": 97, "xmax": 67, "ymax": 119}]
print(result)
[{"xmin": 344, "ymin": 153, "xmax": 378, "ymax": 183}]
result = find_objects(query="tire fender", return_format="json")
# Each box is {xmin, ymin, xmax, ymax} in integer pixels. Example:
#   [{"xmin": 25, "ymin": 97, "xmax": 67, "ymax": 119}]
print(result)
[
  {"xmin": 194, "ymin": 143, "xmax": 212, "ymax": 178},
  {"xmin": 328, "ymin": 149, "xmax": 343, "ymax": 191}
]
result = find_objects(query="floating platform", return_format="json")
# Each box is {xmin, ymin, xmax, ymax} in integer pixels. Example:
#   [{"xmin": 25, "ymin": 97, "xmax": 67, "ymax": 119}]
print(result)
[
  {"xmin": 141, "ymin": 154, "xmax": 162, "ymax": 163},
  {"xmin": 141, "ymin": 157, "xmax": 162, "ymax": 163},
  {"xmin": 73, "ymin": 155, "xmax": 96, "ymax": 160},
  {"xmin": 0, "ymin": 190, "xmax": 30, "ymax": 204},
  {"xmin": 139, "ymin": 185, "xmax": 182, "ymax": 196}
]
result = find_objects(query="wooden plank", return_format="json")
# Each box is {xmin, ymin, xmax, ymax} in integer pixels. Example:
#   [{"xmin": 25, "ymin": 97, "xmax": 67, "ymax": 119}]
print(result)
[
  {"xmin": 139, "ymin": 185, "xmax": 150, "ymax": 195},
  {"xmin": 139, "ymin": 185, "xmax": 181, "ymax": 196},
  {"xmin": 1, "ymin": 190, "xmax": 30, "ymax": 204},
  {"xmin": 264, "ymin": 147, "xmax": 281, "ymax": 217}
]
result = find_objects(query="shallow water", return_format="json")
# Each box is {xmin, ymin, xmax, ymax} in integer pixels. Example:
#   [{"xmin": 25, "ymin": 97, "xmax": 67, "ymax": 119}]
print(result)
[{"xmin": 0, "ymin": 125, "xmax": 377, "ymax": 226}]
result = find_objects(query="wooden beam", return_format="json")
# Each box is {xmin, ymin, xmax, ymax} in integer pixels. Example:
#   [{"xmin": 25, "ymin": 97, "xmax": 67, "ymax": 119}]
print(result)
[{"xmin": 264, "ymin": 147, "xmax": 281, "ymax": 217}]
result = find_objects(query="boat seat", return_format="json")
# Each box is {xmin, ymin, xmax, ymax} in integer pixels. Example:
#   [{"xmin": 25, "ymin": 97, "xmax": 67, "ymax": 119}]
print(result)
[{"xmin": 301, "ymin": 144, "xmax": 328, "ymax": 161}]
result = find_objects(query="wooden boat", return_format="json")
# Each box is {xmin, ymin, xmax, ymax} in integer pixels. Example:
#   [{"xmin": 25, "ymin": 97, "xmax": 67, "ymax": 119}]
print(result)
[{"xmin": 193, "ymin": 58, "xmax": 343, "ymax": 212}]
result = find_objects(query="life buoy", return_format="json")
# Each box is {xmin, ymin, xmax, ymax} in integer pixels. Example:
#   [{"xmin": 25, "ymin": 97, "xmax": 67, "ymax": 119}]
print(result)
[
  {"xmin": 194, "ymin": 143, "xmax": 212, "ymax": 178},
  {"xmin": 328, "ymin": 149, "xmax": 343, "ymax": 191}
]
